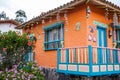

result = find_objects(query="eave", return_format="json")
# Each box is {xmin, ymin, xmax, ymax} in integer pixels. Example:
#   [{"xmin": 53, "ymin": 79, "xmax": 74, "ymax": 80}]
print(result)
[{"xmin": 16, "ymin": 0, "xmax": 120, "ymax": 29}]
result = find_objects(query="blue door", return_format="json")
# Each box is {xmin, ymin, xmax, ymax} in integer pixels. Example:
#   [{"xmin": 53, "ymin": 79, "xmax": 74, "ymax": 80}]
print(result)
[
  {"xmin": 25, "ymin": 47, "xmax": 33, "ymax": 62},
  {"xmin": 97, "ymin": 27, "xmax": 107, "ymax": 64},
  {"xmin": 97, "ymin": 27, "xmax": 107, "ymax": 47}
]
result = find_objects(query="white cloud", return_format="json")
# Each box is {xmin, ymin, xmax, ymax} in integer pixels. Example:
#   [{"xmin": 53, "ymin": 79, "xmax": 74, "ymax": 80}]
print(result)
[
  {"xmin": 0, "ymin": 0, "xmax": 10, "ymax": 8},
  {"xmin": 0, "ymin": 7, "xmax": 15, "ymax": 20},
  {"xmin": 9, "ymin": 0, "xmax": 72, "ymax": 20}
]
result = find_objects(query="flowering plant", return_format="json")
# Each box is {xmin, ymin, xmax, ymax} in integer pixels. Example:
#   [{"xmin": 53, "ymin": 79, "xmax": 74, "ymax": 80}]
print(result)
[
  {"xmin": 0, "ymin": 62, "xmax": 44, "ymax": 80},
  {"xmin": 0, "ymin": 31, "xmax": 28, "ymax": 70},
  {"xmin": 26, "ymin": 33, "xmax": 37, "ymax": 50}
]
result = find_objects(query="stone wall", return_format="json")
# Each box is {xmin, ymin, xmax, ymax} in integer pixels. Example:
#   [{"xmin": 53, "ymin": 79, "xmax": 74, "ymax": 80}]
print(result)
[
  {"xmin": 39, "ymin": 66, "xmax": 72, "ymax": 80},
  {"xmin": 39, "ymin": 66, "xmax": 120, "ymax": 80}
]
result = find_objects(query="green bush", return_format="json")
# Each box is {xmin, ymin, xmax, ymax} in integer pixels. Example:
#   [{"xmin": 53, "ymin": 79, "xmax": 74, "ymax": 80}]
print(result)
[{"xmin": 0, "ymin": 31, "xmax": 28, "ymax": 70}]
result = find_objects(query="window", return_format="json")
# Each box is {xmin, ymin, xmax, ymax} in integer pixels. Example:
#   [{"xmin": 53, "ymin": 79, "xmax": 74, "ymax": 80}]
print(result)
[
  {"xmin": 113, "ymin": 29, "xmax": 120, "ymax": 48},
  {"xmin": 44, "ymin": 21, "xmax": 64, "ymax": 50}
]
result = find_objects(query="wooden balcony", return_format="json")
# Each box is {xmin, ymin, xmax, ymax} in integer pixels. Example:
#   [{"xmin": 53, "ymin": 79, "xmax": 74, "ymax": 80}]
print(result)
[{"xmin": 57, "ymin": 45, "xmax": 120, "ymax": 77}]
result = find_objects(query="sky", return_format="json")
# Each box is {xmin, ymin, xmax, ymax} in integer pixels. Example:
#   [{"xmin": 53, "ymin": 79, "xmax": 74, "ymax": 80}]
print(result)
[{"xmin": 0, "ymin": 0, "xmax": 120, "ymax": 21}]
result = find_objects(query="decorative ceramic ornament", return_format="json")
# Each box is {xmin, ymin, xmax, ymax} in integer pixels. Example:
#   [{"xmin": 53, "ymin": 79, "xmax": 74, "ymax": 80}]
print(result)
[
  {"xmin": 89, "ymin": 26, "xmax": 94, "ymax": 33},
  {"xmin": 42, "ymin": 19, "xmax": 45, "ymax": 24},
  {"xmin": 36, "ymin": 22, "xmax": 39, "ymax": 24},
  {"xmin": 105, "ymin": 7, "xmax": 109, "ymax": 20},
  {"xmin": 64, "ymin": 12, "xmax": 68, "ymax": 21},
  {"xmin": 49, "ymin": 17, "xmax": 52, "ymax": 23},
  {"xmin": 64, "ymin": 11, "xmax": 69, "ymax": 31},
  {"xmin": 88, "ymin": 34, "xmax": 92, "ymax": 41},
  {"xmin": 56, "ymin": 12, "xmax": 60, "ymax": 21},
  {"xmin": 93, "ymin": 37, "xmax": 96, "ymax": 42},
  {"xmin": 86, "ymin": 6, "xmax": 91, "ymax": 18},
  {"xmin": 113, "ymin": 30, "xmax": 116, "ymax": 41},
  {"xmin": 38, "ymin": 34, "xmax": 41, "ymax": 40},
  {"xmin": 76, "ymin": 22, "xmax": 80, "ymax": 31},
  {"xmin": 113, "ymin": 13, "xmax": 118, "ymax": 25},
  {"xmin": 113, "ymin": 42, "xmax": 117, "ymax": 48}
]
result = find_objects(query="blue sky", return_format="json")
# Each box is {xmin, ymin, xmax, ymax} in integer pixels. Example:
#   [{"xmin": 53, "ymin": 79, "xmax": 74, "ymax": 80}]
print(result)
[{"xmin": 0, "ymin": 0, "xmax": 120, "ymax": 20}]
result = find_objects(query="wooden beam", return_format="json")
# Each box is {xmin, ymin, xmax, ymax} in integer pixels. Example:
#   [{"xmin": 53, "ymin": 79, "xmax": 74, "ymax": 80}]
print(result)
[
  {"xmin": 117, "ymin": 13, "xmax": 120, "ymax": 14},
  {"xmin": 48, "ymin": 12, "xmax": 56, "ymax": 16},
  {"xmin": 96, "ymin": 5, "xmax": 106, "ymax": 8},
  {"xmin": 42, "ymin": 0, "xmax": 85, "ymax": 18},
  {"xmin": 93, "ymin": 0, "xmax": 120, "ymax": 13},
  {"xmin": 65, "ymin": 7, "xmax": 75, "ymax": 10},
  {"xmin": 86, "ymin": 0, "xmax": 90, "ymax": 4},
  {"xmin": 108, "ymin": 9, "xmax": 115, "ymax": 12},
  {"xmin": 48, "ymin": 7, "xmax": 74, "ymax": 16}
]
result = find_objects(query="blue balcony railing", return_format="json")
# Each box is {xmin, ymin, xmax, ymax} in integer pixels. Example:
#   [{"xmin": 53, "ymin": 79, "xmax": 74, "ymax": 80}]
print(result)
[{"xmin": 57, "ymin": 45, "xmax": 120, "ymax": 77}]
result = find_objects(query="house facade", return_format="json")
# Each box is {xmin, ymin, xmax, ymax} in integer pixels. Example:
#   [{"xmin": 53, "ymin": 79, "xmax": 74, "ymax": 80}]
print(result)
[
  {"xmin": 0, "ymin": 20, "xmax": 22, "ymax": 34},
  {"xmin": 17, "ymin": 0, "xmax": 120, "ymax": 78}
]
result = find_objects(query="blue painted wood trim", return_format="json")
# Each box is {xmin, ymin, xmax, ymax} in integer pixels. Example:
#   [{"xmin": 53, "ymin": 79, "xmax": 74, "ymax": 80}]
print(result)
[
  {"xmin": 44, "ymin": 21, "xmax": 64, "ymax": 50},
  {"xmin": 25, "ymin": 47, "xmax": 32, "ymax": 62},
  {"xmin": 116, "ymin": 50, "xmax": 119, "ymax": 64},
  {"xmin": 57, "ymin": 47, "xmax": 120, "ymax": 77},
  {"xmin": 57, "ymin": 64, "xmax": 120, "ymax": 77},
  {"xmin": 106, "ymin": 48, "xmax": 108, "ymax": 72},
  {"xmin": 66, "ymin": 48, "xmax": 69, "ymax": 74},
  {"xmin": 44, "ymin": 21, "xmax": 64, "ymax": 30},
  {"xmin": 88, "ymin": 45, "xmax": 92, "ymax": 76},
  {"xmin": 44, "ymin": 30, "xmax": 46, "ymax": 50},
  {"xmin": 25, "ymin": 52, "xmax": 28, "ymax": 62},
  {"xmin": 30, "ymin": 49, "xmax": 32, "ymax": 61},
  {"xmin": 61, "ymin": 24, "xmax": 64, "ymax": 41},
  {"xmin": 113, "ymin": 25, "xmax": 120, "ymax": 29},
  {"xmin": 57, "ymin": 49, "xmax": 61, "ymax": 71},
  {"xmin": 106, "ymin": 49, "xmax": 110, "ymax": 64},
  {"xmin": 93, "ymin": 20, "xmax": 108, "ymax": 28},
  {"xmin": 113, "ymin": 49, "xmax": 118, "ymax": 64},
  {"xmin": 97, "ymin": 26, "xmax": 107, "ymax": 47},
  {"xmin": 104, "ymin": 29, "xmax": 107, "ymax": 47},
  {"xmin": 74, "ymin": 48, "xmax": 76, "ymax": 63}
]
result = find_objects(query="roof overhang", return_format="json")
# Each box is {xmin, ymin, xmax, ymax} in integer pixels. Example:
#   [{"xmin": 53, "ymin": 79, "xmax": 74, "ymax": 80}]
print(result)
[
  {"xmin": 0, "ymin": 20, "xmax": 20, "ymax": 26},
  {"xmin": 17, "ymin": 0, "xmax": 120, "ymax": 29}
]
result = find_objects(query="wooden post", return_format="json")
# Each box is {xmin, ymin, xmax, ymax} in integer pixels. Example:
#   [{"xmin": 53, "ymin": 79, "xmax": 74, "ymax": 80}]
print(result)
[{"xmin": 88, "ymin": 45, "xmax": 93, "ymax": 76}]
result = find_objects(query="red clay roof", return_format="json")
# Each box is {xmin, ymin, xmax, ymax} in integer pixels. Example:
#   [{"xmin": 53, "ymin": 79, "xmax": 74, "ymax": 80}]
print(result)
[
  {"xmin": 0, "ymin": 20, "xmax": 20, "ymax": 26},
  {"xmin": 17, "ymin": 0, "xmax": 120, "ymax": 29}
]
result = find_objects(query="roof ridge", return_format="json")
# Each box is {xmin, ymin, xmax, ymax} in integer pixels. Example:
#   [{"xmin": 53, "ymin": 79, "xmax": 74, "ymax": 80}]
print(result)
[{"xmin": 17, "ymin": 0, "xmax": 120, "ymax": 29}]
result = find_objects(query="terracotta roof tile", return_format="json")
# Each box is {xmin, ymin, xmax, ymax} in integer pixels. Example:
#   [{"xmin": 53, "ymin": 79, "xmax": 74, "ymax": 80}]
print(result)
[
  {"xmin": 17, "ymin": 0, "xmax": 120, "ymax": 29},
  {"xmin": 0, "ymin": 20, "xmax": 20, "ymax": 26}
]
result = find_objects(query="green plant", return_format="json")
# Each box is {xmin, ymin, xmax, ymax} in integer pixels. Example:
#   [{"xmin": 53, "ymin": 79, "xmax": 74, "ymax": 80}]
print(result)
[
  {"xmin": 19, "ymin": 62, "xmax": 45, "ymax": 80},
  {"xmin": 0, "ymin": 62, "xmax": 44, "ymax": 80},
  {"xmin": 0, "ymin": 31, "xmax": 28, "ymax": 70},
  {"xmin": 0, "ymin": 31, "xmax": 44, "ymax": 80}
]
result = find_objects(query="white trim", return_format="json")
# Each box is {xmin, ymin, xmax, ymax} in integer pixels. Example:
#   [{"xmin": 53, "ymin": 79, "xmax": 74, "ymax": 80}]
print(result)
[
  {"xmin": 108, "ymin": 65, "xmax": 113, "ymax": 71},
  {"xmin": 68, "ymin": 64, "xmax": 77, "ymax": 71},
  {"xmin": 59, "ymin": 64, "xmax": 67, "ymax": 70},
  {"xmin": 93, "ymin": 65, "xmax": 99, "ymax": 72},
  {"xmin": 100, "ymin": 65, "xmax": 106, "ymax": 72},
  {"xmin": 114, "ymin": 65, "xmax": 119, "ymax": 71},
  {"xmin": 79, "ymin": 65, "xmax": 89, "ymax": 72}
]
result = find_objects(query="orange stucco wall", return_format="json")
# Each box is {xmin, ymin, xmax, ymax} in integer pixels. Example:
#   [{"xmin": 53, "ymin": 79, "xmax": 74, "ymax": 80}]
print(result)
[
  {"xmin": 23, "ymin": 4, "xmax": 113, "ymax": 68},
  {"xmin": 86, "ymin": 4, "xmax": 113, "ymax": 48}
]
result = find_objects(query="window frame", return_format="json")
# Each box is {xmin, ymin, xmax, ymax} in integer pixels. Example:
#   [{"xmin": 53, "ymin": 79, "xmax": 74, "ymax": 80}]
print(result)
[
  {"xmin": 44, "ymin": 21, "xmax": 64, "ymax": 50},
  {"xmin": 113, "ymin": 29, "xmax": 120, "ymax": 48}
]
